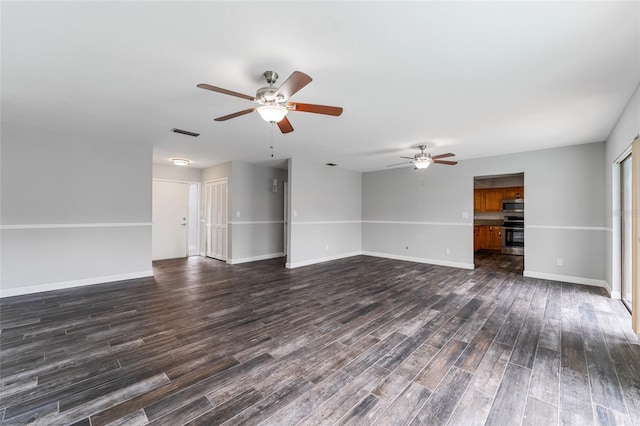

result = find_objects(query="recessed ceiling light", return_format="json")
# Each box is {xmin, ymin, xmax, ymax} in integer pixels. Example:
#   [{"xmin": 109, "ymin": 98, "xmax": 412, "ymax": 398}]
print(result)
[{"xmin": 171, "ymin": 158, "xmax": 190, "ymax": 166}]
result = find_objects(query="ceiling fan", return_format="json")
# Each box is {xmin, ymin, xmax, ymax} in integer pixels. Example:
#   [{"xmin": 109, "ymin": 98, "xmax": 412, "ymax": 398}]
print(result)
[
  {"xmin": 387, "ymin": 145, "xmax": 458, "ymax": 170},
  {"xmin": 197, "ymin": 70, "xmax": 343, "ymax": 134}
]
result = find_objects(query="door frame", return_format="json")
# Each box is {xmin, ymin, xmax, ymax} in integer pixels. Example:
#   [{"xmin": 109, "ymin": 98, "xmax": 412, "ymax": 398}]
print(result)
[{"xmin": 152, "ymin": 178, "xmax": 200, "ymax": 260}]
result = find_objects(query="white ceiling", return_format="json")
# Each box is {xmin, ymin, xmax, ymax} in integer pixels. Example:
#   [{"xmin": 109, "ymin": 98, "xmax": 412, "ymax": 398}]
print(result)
[{"xmin": 2, "ymin": 1, "xmax": 638, "ymax": 172}]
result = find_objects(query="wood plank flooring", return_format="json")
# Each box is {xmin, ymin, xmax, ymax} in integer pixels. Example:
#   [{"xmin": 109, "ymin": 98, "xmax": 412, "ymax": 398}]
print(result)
[{"xmin": 1, "ymin": 253, "xmax": 638, "ymax": 425}]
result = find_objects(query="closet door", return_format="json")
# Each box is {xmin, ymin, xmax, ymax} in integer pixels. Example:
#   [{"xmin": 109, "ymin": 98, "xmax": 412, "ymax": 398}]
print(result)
[{"xmin": 206, "ymin": 179, "xmax": 228, "ymax": 261}]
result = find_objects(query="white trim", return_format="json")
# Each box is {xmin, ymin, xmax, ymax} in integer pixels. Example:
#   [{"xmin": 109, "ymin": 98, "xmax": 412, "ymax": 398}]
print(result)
[
  {"xmin": 362, "ymin": 251, "xmax": 475, "ymax": 270},
  {"xmin": 229, "ymin": 220, "xmax": 284, "ymax": 225},
  {"xmin": 0, "ymin": 222, "xmax": 152, "ymax": 230},
  {"xmin": 286, "ymin": 251, "xmax": 362, "ymax": 268},
  {"xmin": 610, "ymin": 291, "xmax": 622, "ymax": 299},
  {"xmin": 153, "ymin": 177, "xmax": 201, "ymax": 185},
  {"xmin": 291, "ymin": 220, "xmax": 361, "ymax": 225},
  {"xmin": 525, "ymin": 225, "xmax": 609, "ymax": 231},
  {"xmin": 227, "ymin": 252, "xmax": 284, "ymax": 265},
  {"xmin": 288, "ymin": 220, "xmax": 472, "ymax": 227},
  {"xmin": 523, "ymin": 270, "xmax": 610, "ymax": 294},
  {"xmin": 363, "ymin": 220, "xmax": 472, "ymax": 227},
  {"xmin": 0, "ymin": 270, "xmax": 154, "ymax": 298}
]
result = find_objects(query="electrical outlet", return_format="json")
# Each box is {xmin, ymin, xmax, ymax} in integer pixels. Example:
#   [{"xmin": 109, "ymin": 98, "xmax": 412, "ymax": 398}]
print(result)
[
  {"xmin": 325, "ymin": 244, "xmax": 329, "ymax": 251},
  {"xmin": 557, "ymin": 258, "xmax": 563, "ymax": 266},
  {"xmin": 445, "ymin": 248, "xmax": 451, "ymax": 255},
  {"xmin": 461, "ymin": 212, "xmax": 469, "ymax": 219},
  {"xmin": 236, "ymin": 211, "xmax": 240, "ymax": 218},
  {"xmin": 405, "ymin": 245, "xmax": 409, "ymax": 250}
]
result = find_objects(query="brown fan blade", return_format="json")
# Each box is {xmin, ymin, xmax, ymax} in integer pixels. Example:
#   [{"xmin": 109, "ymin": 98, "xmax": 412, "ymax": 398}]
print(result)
[
  {"xmin": 288, "ymin": 102, "xmax": 343, "ymax": 116},
  {"xmin": 431, "ymin": 153, "xmax": 455, "ymax": 160},
  {"xmin": 197, "ymin": 84, "xmax": 255, "ymax": 101},
  {"xmin": 274, "ymin": 71, "xmax": 312, "ymax": 99},
  {"xmin": 433, "ymin": 160, "xmax": 458, "ymax": 165},
  {"xmin": 214, "ymin": 108, "xmax": 257, "ymax": 121},
  {"xmin": 386, "ymin": 161, "xmax": 412, "ymax": 167},
  {"xmin": 277, "ymin": 116, "xmax": 294, "ymax": 134}
]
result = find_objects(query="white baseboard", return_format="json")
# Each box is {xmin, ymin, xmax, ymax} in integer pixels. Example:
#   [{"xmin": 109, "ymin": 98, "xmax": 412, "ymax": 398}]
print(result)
[
  {"xmin": 286, "ymin": 251, "xmax": 362, "ymax": 269},
  {"xmin": 0, "ymin": 270, "xmax": 154, "ymax": 298},
  {"xmin": 227, "ymin": 252, "xmax": 285, "ymax": 265},
  {"xmin": 362, "ymin": 251, "xmax": 475, "ymax": 270},
  {"xmin": 523, "ymin": 270, "xmax": 610, "ymax": 293}
]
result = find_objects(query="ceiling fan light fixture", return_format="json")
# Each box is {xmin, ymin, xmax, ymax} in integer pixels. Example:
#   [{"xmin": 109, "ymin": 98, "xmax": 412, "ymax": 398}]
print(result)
[
  {"xmin": 257, "ymin": 104, "xmax": 288, "ymax": 123},
  {"xmin": 414, "ymin": 160, "xmax": 430, "ymax": 170},
  {"xmin": 171, "ymin": 158, "xmax": 191, "ymax": 166}
]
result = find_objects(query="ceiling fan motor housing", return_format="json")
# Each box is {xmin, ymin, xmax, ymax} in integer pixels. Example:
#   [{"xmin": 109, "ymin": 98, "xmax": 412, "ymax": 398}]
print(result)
[
  {"xmin": 263, "ymin": 71, "xmax": 278, "ymax": 85},
  {"xmin": 256, "ymin": 87, "xmax": 284, "ymax": 104}
]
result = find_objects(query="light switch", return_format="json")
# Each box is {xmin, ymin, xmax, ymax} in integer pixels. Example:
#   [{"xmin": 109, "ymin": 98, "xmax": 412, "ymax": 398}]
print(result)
[
  {"xmin": 293, "ymin": 210, "xmax": 298, "ymax": 218},
  {"xmin": 236, "ymin": 211, "xmax": 240, "ymax": 218}
]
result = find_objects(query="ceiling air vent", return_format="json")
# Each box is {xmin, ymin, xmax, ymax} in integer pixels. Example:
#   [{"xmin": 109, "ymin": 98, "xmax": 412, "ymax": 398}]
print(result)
[
  {"xmin": 325, "ymin": 163, "xmax": 338, "ymax": 167},
  {"xmin": 170, "ymin": 128, "xmax": 200, "ymax": 137}
]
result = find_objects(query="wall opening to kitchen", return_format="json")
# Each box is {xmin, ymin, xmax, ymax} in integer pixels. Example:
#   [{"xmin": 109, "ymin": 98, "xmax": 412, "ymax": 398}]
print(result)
[{"xmin": 473, "ymin": 172, "xmax": 525, "ymax": 274}]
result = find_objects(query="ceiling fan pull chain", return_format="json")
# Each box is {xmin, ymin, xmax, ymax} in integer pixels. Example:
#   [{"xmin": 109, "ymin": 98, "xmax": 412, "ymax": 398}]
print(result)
[{"xmin": 269, "ymin": 123, "xmax": 275, "ymax": 158}]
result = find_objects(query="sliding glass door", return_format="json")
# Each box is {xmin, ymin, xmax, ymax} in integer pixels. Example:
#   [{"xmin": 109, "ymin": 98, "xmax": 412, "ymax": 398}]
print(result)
[{"xmin": 621, "ymin": 153, "xmax": 633, "ymax": 312}]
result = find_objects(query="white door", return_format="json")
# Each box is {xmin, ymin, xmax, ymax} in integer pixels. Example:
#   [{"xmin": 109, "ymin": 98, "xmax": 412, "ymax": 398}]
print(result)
[
  {"xmin": 206, "ymin": 179, "xmax": 228, "ymax": 261},
  {"xmin": 152, "ymin": 180, "xmax": 189, "ymax": 260}
]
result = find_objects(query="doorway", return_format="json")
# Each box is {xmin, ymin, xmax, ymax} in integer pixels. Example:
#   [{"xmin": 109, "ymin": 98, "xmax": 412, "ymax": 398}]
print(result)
[
  {"xmin": 473, "ymin": 173, "xmax": 525, "ymax": 274},
  {"xmin": 205, "ymin": 178, "xmax": 228, "ymax": 261},
  {"xmin": 621, "ymin": 153, "xmax": 632, "ymax": 312},
  {"xmin": 152, "ymin": 180, "xmax": 199, "ymax": 260}
]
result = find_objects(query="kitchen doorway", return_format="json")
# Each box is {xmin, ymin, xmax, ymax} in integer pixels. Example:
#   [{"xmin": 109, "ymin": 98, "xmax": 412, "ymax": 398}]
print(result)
[{"xmin": 473, "ymin": 173, "xmax": 525, "ymax": 274}]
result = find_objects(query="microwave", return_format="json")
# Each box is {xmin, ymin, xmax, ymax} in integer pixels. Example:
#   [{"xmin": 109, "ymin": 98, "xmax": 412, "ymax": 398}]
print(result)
[{"xmin": 503, "ymin": 199, "xmax": 524, "ymax": 212}]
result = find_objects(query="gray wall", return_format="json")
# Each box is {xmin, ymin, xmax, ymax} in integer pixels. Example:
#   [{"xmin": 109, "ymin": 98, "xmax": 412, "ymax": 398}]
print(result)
[
  {"xmin": 1, "ymin": 123, "xmax": 153, "ymax": 296},
  {"xmin": 228, "ymin": 161, "xmax": 287, "ymax": 263},
  {"xmin": 362, "ymin": 142, "xmax": 608, "ymax": 289},
  {"xmin": 200, "ymin": 161, "xmax": 286, "ymax": 263},
  {"xmin": 288, "ymin": 158, "xmax": 362, "ymax": 267},
  {"xmin": 362, "ymin": 163, "xmax": 474, "ymax": 268},
  {"xmin": 604, "ymin": 82, "xmax": 640, "ymax": 297}
]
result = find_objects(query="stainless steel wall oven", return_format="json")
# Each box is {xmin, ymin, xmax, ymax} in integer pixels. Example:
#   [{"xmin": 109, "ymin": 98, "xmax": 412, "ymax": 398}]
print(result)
[{"xmin": 502, "ymin": 211, "xmax": 524, "ymax": 255}]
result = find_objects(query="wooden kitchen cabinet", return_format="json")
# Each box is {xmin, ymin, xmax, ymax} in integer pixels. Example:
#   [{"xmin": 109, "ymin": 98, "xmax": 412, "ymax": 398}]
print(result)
[
  {"xmin": 474, "ymin": 189, "xmax": 504, "ymax": 212},
  {"xmin": 484, "ymin": 190, "xmax": 504, "ymax": 212},
  {"xmin": 477, "ymin": 225, "xmax": 502, "ymax": 251},
  {"xmin": 474, "ymin": 191, "xmax": 485, "ymax": 212},
  {"xmin": 474, "ymin": 187, "xmax": 524, "ymax": 212},
  {"xmin": 489, "ymin": 226, "xmax": 501, "ymax": 251},
  {"xmin": 503, "ymin": 186, "xmax": 524, "ymax": 199}
]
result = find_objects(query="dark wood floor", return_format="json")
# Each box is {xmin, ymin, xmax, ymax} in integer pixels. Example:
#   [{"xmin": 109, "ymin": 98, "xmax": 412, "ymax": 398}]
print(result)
[{"xmin": 1, "ymin": 254, "xmax": 638, "ymax": 425}]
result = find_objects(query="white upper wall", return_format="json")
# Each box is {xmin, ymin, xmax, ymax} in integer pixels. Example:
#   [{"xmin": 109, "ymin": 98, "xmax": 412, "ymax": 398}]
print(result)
[{"xmin": 153, "ymin": 163, "xmax": 202, "ymax": 182}]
